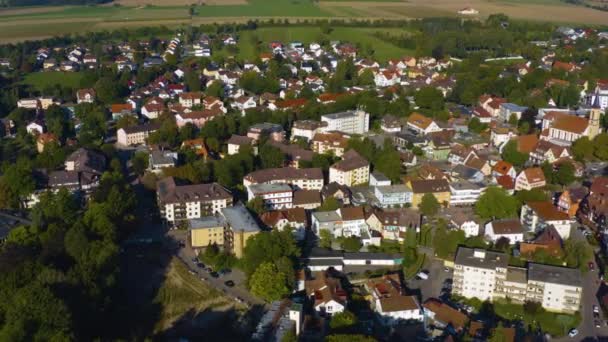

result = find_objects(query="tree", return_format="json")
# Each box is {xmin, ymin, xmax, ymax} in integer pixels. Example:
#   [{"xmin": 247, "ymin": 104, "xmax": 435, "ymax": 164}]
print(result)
[
  {"xmin": 494, "ymin": 237, "xmax": 511, "ymax": 251},
  {"xmin": 508, "ymin": 113, "xmax": 518, "ymax": 126},
  {"xmin": 241, "ymin": 229, "xmax": 299, "ymax": 277},
  {"xmin": 414, "ymin": 86, "xmax": 445, "ymax": 111},
  {"xmin": 94, "ymin": 77, "xmax": 119, "ymax": 104},
  {"xmin": 433, "ymin": 221, "xmax": 465, "ymax": 259},
  {"xmin": 468, "ymin": 117, "xmax": 487, "ymax": 133},
  {"xmin": 318, "ymin": 197, "xmax": 341, "ymax": 211},
  {"xmin": 329, "ymin": 311, "xmax": 357, "ymax": 331},
  {"xmin": 247, "ymin": 196, "xmax": 266, "ymax": 215},
  {"xmin": 319, "ymin": 229, "xmax": 333, "ymax": 248},
  {"xmin": 403, "ymin": 246, "xmax": 418, "ymax": 267},
  {"xmin": 523, "ymin": 300, "xmax": 542, "ymax": 315},
  {"xmin": 2, "ymin": 158, "xmax": 35, "ymax": 207},
  {"xmin": 419, "ymin": 193, "xmax": 440, "ymax": 217},
  {"xmin": 594, "ymin": 133, "xmax": 608, "ymax": 160},
  {"xmin": 259, "ymin": 143, "xmax": 286, "ymax": 169},
  {"xmin": 555, "ymin": 162, "xmax": 575, "ymax": 186},
  {"xmin": 249, "ymin": 262, "xmax": 290, "ymax": 302},
  {"xmin": 130, "ymin": 151, "xmax": 148, "ymax": 176},
  {"xmin": 342, "ymin": 236, "xmax": 362, "ymax": 252},
  {"xmin": 116, "ymin": 115, "xmax": 138, "ymax": 130},
  {"xmin": 501, "ymin": 140, "xmax": 528, "ymax": 167},
  {"xmin": 326, "ymin": 335, "xmax": 376, "ymax": 342},
  {"xmin": 572, "ymin": 137, "xmax": 594, "ymax": 161},
  {"xmin": 475, "ymin": 186, "xmax": 519, "ymax": 220},
  {"xmin": 373, "ymin": 144, "xmax": 402, "ymax": 183}
]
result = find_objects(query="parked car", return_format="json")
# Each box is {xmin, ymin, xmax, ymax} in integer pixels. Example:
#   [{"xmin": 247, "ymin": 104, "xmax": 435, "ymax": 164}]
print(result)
[
  {"xmin": 568, "ymin": 328, "xmax": 578, "ymax": 337},
  {"xmin": 595, "ymin": 320, "xmax": 602, "ymax": 328},
  {"xmin": 416, "ymin": 271, "xmax": 429, "ymax": 280},
  {"xmin": 224, "ymin": 280, "xmax": 235, "ymax": 287},
  {"xmin": 589, "ymin": 262, "xmax": 595, "ymax": 271},
  {"xmin": 594, "ymin": 305, "xmax": 600, "ymax": 313},
  {"xmin": 210, "ymin": 271, "xmax": 219, "ymax": 278}
]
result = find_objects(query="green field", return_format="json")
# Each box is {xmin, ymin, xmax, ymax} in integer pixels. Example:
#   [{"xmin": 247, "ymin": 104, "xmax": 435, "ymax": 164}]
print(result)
[
  {"xmin": 22, "ymin": 71, "xmax": 86, "ymax": 92},
  {"xmin": 238, "ymin": 26, "xmax": 415, "ymax": 62},
  {"xmin": 195, "ymin": 0, "xmax": 332, "ymax": 17}
]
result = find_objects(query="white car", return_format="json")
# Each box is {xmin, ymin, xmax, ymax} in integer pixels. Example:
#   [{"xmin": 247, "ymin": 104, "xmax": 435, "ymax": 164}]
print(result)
[
  {"xmin": 594, "ymin": 305, "xmax": 600, "ymax": 313},
  {"xmin": 568, "ymin": 329, "xmax": 578, "ymax": 338}
]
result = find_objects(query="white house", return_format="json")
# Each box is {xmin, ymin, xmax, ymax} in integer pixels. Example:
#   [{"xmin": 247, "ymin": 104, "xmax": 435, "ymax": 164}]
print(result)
[
  {"xmin": 485, "ymin": 219, "xmax": 524, "ymax": 244},
  {"xmin": 520, "ymin": 201, "xmax": 572, "ymax": 239}
]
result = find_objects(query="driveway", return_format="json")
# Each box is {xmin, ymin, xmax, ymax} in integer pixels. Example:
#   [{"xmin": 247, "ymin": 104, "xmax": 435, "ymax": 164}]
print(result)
[{"xmin": 406, "ymin": 257, "xmax": 452, "ymax": 302}]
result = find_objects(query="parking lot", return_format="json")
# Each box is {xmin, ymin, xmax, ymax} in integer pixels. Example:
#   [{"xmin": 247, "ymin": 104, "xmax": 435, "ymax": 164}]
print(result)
[{"xmin": 406, "ymin": 257, "xmax": 453, "ymax": 302}]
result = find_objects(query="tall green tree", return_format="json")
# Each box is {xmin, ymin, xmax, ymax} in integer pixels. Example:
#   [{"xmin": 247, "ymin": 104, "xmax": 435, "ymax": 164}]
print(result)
[
  {"xmin": 249, "ymin": 262, "xmax": 290, "ymax": 302},
  {"xmin": 475, "ymin": 186, "xmax": 519, "ymax": 220},
  {"xmin": 419, "ymin": 193, "xmax": 440, "ymax": 217}
]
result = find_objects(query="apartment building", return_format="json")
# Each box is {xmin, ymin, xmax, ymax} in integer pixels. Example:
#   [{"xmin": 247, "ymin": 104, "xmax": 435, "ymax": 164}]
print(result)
[
  {"xmin": 226, "ymin": 134, "xmax": 257, "ymax": 155},
  {"xmin": 320, "ymin": 109, "xmax": 369, "ymax": 135},
  {"xmin": 157, "ymin": 177, "xmax": 233, "ymax": 224},
  {"xmin": 374, "ymin": 185, "xmax": 413, "ymax": 208},
  {"xmin": 291, "ymin": 120, "xmax": 325, "ymax": 141},
  {"xmin": 453, "ymin": 248, "xmax": 508, "ymax": 301},
  {"xmin": 521, "ymin": 201, "xmax": 572, "ymax": 239},
  {"xmin": 526, "ymin": 263, "xmax": 582, "ymax": 314},
  {"xmin": 449, "ymin": 180, "xmax": 484, "ymax": 206},
  {"xmin": 453, "ymin": 248, "xmax": 582, "ymax": 313},
  {"xmin": 117, "ymin": 122, "xmax": 161, "ymax": 146},
  {"xmin": 311, "ymin": 131, "xmax": 348, "ymax": 157},
  {"xmin": 408, "ymin": 179, "xmax": 451, "ymax": 209},
  {"xmin": 247, "ymin": 183, "xmax": 293, "ymax": 210},
  {"xmin": 329, "ymin": 150, "xmax": 370, "ymax": 187},
  {"xmin": 222, "ymin": 203, "xmax": 261, "ymax": 258},
  {"xmin": 189, "ymin": 215, "xmax": 225, "ymax": 248},
  {"xmin": 366, "ymin": 208, "xmax": 421, "ymax": 242},
  {"xmin": 244, "ymin": 167, "xmax": 324, "ymax": 191}
]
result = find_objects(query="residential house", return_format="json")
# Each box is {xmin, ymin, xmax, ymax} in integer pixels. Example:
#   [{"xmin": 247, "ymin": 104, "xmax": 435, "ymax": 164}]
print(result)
[
  {"xmin": 305, "ymin": 271, "xmax": 347, "ymax": 316},
  {"xmin": 408, "ymin": 179, "xmax": 451, "ymax": 209},
  {"xmin": 485, "ymin": 219, "xmax": 524, "ymax": 243},
  {"xmin": 529, "ymin": 140, "xmax": 571, "ymax": 164},
  {"xmin": 499, "ymin": 103, "xmax": 527, "ymax": 122},
  {"xmin": 519, "ymin": 225, "xmax": 563, "ymax": 258},
  {"xmin": 227, "ymin": 134, "xmax": 257, "ymax": 155},
  {"xmin": 76, "ymin": 88, "xmax": 96, "ymax": 104},
  {"xmin": 36, "ymin": 132, "xmax": 58, "ymax": 153},
  {"xmin": 110, "ymin": 103, "xmax": 134, "ymax": 120},
  {"xmin": 366, "ymin": 208, "xmax": 421, "ymax": 241},
  {"xmin": 260, "ymin": 207, "xmax": 307, "ymax": 240},
  {"xmin": 292, "ymin": 120, "xmax": 325, "ymax": 141},
  {"xmin": 406, "ymin": 113, "xmax": 441, "ymax": 135},
  {"xmin": 492, "ymin": 160, "xmax": 516, "ymax": 179},
  {"xmin": 312, "ymin": 207, "xmax": 369, "ymax": 239},
  {"xmin": 515, "ymin": 168, "xmax": 546, "ymax": 191},
  {"xmin": 179, "ymin": 92, "xmax": 203, "ymax": 108},
  {"xmin": 247, "ymin": 122, "xmax": 286, "ymax": 142},
  {"xmin": 380, "ymin": 115, "xmax": 402, "ymax": 133},
  {"xmin": 148, "ymin": 149, "xmax": 178, "ymax": 174},
  {"xmin": 579, "ymin": 177, "xmax": 608, "ymax": 227},
  {"xmin": 366, "ymin": 274, "xmax": 423, "ymax": 325},
  {"xmin": 445, "ymin": 207, "xmax": 480, "ymax": 237},
  {"xmin": 521, "ymin": 201, "xmax": 572, "ymax": 239},
  {"xmin": 329, "ymin": 150, "xmax": 370, "ymax": 187},
  {"xmin": 321, "ymin": 182, "xmax": 351, "ymax": 206},
  {"xmin": 370, "ymin": 171, "xmax": 391, "ymax": 187},
  {"xmin": 293, "ymin": 189, "xmax": 322, "ymax": 210},
  {"xmin": 423, "ymin": 299, "xmax": 469, "ymax": 333},
  {"xmin": 449, "ymin": 180, "xmax": 484, "ymax": 206},
  {"xmin": 557, "ymin": 187, "xmax": 588, "ymax": 218}
]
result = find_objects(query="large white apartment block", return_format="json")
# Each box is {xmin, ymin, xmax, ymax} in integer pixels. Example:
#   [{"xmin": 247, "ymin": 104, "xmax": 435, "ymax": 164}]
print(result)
[
  {"xmin": 117, "ymin": 123, "xmax": 161, "ymax": 146},
  {"xmin": 453, "ymin": 248, "xmax": 582, "ymax": 313},
  {"xmin": 157, "ymin": 177, "xmax": 233, "ymax": 224},
  {"xmin": 247, "ymin": 183, "xmax": 293, "ymax": 210},
  {"xmin": 449, "ymin": 181, "xmax": 484, "ymax": 206},
  {"xmin": 321, "ymin": 109, "xmax": 369, "ymax": 135}
]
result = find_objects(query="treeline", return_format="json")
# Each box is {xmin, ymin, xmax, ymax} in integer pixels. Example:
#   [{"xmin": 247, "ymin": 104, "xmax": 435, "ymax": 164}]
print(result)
[{"xmin": 0, "ymin": 0, "xmax": 110, "ymax": 6}]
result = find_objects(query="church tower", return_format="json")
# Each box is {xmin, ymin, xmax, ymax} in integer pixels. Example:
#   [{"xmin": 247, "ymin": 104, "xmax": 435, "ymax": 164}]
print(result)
[{"xmin": 588, "ymin": 97, "xmax": 602, "ymax": 140}]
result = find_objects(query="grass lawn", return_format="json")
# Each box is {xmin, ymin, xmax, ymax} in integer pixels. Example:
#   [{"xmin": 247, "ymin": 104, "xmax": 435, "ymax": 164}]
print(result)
[
  {"xmin": 153, "ymin": 257, "xmax": 243, "ymax": 332},
  {"xmin": 418, "ymin": 225, "xmax": 433, "ymax": 247},
  {"xmin": 22, "ymin": 71, "xmax": 86, "ymax": 92},
  {"xmin": 404, "ymin": 253, "xmax": 426, "ymax": 278},
  {"xmin": 238, "ymin": 26, "xmax": 414, "ymax": 62}
]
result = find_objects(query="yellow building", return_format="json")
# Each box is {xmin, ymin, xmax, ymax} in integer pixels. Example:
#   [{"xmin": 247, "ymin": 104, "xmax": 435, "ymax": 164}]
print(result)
[
  {"xmin": 222, "ymin": 203, "xmax": 262, "ymax": 258},
  {"xmin": 408, "ymin": 179, "xmax": 451, "ymax": 209},
  {"xmin": 190, "ymin": 216, "xmax": 226, "ymax": 248}
]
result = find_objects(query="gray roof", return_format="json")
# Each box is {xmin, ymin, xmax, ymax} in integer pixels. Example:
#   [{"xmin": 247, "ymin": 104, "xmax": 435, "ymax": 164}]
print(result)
[
  {"xmin": 449, "ymin": 180, "xmax": 483, "ymax": 191},
  {"xmin": 189, "ymin": 215, "xmax": 225, "ymax": 230},
  {"xmin": 222, "ymin": 203, "xmax": 261, "ymax": 233},
  {"xmin": 343, "ymin": 252, "xmax": 401, "ymax": 260},
  {"xmin": 150, "ymin": 150, "xmax": 177, "ymax": 166},
  {"xmin": 454, "ymin": 247, "xmax": 508, "ymax": 270},
  {"xmin": 248, "ymin": 183, "xmax": 292, "ymax": 195},
  {"xmin": 506, "ymin": 266, "xmax": 528, "ymax": 284},
  {"xmin": 375, "ymin": 184, "xmax": 412, "ymax": 195},
  {"xmin": 528, "ymin": 263, "xmax": 582, "ymax": 287},
  {"xmin": 312, "ymin": 210, "xmax": 341, "ymax": 223},
  {"xmin": 322, "ymin": 110, "xmax": 359, "ymax": 120},
  {"xmin": 501, "ymin": 103, "xmax": 528, "ymax": 112}
]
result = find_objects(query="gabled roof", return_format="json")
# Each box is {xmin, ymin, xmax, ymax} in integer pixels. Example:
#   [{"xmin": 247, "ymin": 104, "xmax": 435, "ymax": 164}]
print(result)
[{"xmin": 407, "ymin": 112, "xmax": 435, "ymax": 130}]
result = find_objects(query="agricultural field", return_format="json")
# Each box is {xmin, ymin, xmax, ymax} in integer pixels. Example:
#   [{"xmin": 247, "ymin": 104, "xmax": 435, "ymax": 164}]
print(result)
[
  {"xmin": 238, "ymin": 26, "xmax": 415, "ymax": 62},
  {"xmin": 0, "ymin": 0, "xmax": 606, "ymax": 43}
]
